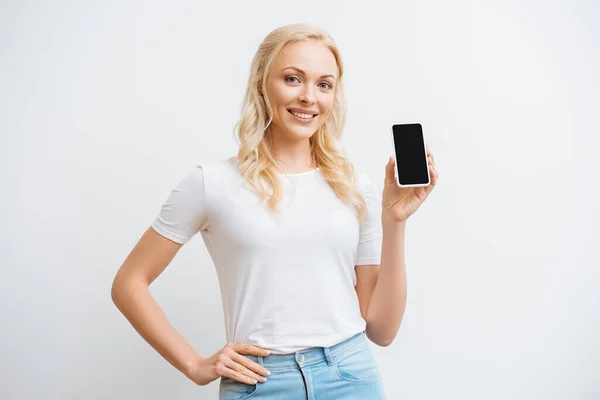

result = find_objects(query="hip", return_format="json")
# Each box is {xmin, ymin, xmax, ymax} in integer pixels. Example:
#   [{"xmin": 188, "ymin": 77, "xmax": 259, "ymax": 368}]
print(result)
[{"xmin": 219, "ymin": 330, "xmax": 385, "ymax": 400}]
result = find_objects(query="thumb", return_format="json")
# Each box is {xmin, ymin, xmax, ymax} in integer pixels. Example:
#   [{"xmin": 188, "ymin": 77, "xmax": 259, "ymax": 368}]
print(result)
[{"xmin": 385, "ymin": 156, "xmax": 395, "ymax": 180}]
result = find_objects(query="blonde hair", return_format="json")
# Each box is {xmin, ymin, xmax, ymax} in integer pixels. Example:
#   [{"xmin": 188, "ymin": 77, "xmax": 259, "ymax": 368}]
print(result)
[{"xmin": 232, "ymin": 23, "xmax": 368, "ymax": 225}]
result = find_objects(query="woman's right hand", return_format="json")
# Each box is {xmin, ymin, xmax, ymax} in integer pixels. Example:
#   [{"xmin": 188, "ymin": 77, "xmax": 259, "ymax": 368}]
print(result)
[{"xmin": 190, "ymin": 342, "xmax": 272, "ymax": 386}]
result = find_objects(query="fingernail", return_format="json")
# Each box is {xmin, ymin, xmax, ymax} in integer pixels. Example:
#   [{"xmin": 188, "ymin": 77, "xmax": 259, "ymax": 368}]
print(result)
[
  {"xmin": 266, "ymin": 370, "xmax": 271, "ymax": 376},
  {"xmin": 265, "ymin": 350, "xmax": 271, "ymax": 355}
]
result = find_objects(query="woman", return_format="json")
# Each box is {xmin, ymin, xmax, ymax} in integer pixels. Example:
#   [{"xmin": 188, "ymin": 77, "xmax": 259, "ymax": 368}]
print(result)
[{"xmin": 111, "ymin": 23, "xmax": 438, "ymax": 399}]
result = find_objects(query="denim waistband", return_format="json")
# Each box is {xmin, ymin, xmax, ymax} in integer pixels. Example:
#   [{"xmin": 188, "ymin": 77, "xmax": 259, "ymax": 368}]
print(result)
[{"xmin": 248, "ymin": 330, "xmax": 367, "ymax": 371}]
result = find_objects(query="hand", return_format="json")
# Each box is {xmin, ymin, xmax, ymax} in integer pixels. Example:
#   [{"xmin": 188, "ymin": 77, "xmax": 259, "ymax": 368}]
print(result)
[
  {"xmin": 382, "ymin": 143, "xmax": 439, "ymax": 222},
  {"xmin": 189, "ymin": 342, "xmax": 272, "ymax": 386}
]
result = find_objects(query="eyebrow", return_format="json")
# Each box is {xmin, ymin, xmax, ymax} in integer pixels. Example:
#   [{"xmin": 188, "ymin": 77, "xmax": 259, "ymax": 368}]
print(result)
[{"xmin": 281, "ymin": 66, "xmax": 337, "ymax": 81}]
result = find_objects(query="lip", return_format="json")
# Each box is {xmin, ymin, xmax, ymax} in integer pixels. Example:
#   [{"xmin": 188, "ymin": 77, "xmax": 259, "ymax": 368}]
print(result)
[
  {"xmin": 288, "ymin": 109, "xmax": 317, "ymax": 123},
  {"xmin": 288, "ymin": 108, "xmax": 318, "ymax": 115}
]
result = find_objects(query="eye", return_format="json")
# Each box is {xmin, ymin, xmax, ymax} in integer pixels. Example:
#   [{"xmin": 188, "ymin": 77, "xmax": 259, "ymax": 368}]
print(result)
[
  {"xmin": 319, "ymin": 82, "xmax": 333, "ymax": 90},
  {"xmin": 285, "ymin": 76, "xmax": 300, "ymax": 83}
]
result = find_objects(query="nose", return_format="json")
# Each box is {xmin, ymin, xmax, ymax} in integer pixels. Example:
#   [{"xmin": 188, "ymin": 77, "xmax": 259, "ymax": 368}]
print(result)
[{"xmin": 298, "ymin": 85, "xmax": 316, "ymax": 105}]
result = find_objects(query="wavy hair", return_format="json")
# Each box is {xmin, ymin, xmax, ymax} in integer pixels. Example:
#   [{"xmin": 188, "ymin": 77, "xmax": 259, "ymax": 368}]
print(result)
[{"xmin": 232, "ymin": 23, "xmax": 368, "ymax": 225}]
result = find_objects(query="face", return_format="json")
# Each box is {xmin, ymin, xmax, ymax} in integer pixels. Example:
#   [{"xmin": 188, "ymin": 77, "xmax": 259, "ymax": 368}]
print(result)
[{"xmin": 264, "ymin": 39, "xmax": 338, "ymax": 140}]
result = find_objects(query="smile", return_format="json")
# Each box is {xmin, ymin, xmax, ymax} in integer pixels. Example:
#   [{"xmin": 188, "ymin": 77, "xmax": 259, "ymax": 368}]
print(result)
[{"xmin": 288, "ymin": 109, "xmax": 317, "ymax": 122}]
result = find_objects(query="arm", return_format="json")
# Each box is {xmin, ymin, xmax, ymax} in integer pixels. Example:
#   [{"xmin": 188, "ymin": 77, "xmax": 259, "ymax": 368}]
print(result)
[
  {"xmin": 365, "ymin": 148, "xmax": 438, "ymax": 345},
  {"xmin": 364, "ymin": 214, "xmax": 407, "ymax": 346},
  {"xmin": 111, "ymin": 227, "xmax": 203, "ymax": 380}
]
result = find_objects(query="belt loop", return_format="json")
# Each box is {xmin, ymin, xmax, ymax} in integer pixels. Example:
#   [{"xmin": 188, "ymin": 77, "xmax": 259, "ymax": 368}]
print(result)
[
  {"xmin": 257, "ymin": 355, "xmax": 263, "ymax": 367},
  {"xmin": 324, "ymin": 346, "xmax": 333, "ymax": 367}
]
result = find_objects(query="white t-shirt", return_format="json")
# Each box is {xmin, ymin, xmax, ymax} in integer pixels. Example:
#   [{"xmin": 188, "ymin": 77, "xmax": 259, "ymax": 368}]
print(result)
[{"xmin": 151, "ymin": 158, "xmax": 383, "ymax": 354}]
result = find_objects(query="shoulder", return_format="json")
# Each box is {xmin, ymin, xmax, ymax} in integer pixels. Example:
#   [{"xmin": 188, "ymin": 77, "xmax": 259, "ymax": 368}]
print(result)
[
  {"xmin": 194, "ymin": 157, "xmax": 238, "ymax": 180},
  {"xmin": 354, "ymin": 169, "xmax": 378, "ymax": 193}
]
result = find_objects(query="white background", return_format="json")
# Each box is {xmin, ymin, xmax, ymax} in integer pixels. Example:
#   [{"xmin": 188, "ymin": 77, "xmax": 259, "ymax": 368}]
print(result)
[{"xmin": 2, "ymin": 1, "xmax": 599, "ymax": 399}]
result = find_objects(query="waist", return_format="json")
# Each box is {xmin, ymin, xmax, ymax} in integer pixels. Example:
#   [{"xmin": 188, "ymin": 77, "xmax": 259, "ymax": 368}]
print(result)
[{"xmin": 249, "ymin": 330, "xmax": 368, "ymax": 371}]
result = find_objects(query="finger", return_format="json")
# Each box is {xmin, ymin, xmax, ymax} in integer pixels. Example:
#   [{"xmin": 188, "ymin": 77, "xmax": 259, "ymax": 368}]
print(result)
[
  {"xmin": 230, "ymin": 351, "xmax": 271, "ymax": 378},
  {"xmin": 220, "ymin": 364, "xmax": 260, "ymax": 385},
  {"xmin": 233, "ymin": 343, "xmax": 271, "ymax": 357},
  {"xmin": 426, "ymin": 144, "xmax": 434, "ymax": 164},
  {"xmin": 429, "ymin": 165, "xmax": 438, "ymax": 186},
  {"xmin": 224, "ymin": 354, "xmax": 267, "ymax": 382}
]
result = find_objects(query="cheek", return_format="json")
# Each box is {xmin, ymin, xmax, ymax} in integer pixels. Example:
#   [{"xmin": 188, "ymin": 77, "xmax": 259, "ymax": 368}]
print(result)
[
  {"xmin": 269, "ymin": 83, "xmax": 297, "ymax": 104},
  {"xmin": 319, "ymin": 95, "xmax": 335, "ymax": 116}
]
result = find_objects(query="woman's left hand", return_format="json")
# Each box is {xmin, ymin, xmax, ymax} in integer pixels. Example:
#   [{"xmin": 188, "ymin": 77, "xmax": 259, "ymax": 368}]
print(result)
[{"xmin": 382, "ymin": 144, "xmax": 439, "ymax": 223}]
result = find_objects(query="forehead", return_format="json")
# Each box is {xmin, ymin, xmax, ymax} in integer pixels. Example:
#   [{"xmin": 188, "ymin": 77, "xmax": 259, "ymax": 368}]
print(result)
[{"xmin": 273, "ymin": 39, "xmax": 338, "ymax": 77}]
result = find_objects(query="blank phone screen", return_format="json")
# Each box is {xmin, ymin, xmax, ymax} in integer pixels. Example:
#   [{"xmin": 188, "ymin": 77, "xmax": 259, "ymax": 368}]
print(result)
[{"xmin": 392, "ymin": 123, "xmax": 429, "ymax": 185}]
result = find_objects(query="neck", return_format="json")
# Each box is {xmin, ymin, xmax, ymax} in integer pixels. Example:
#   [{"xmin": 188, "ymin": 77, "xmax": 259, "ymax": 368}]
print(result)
[{"xmin": 269, "ymin": 132, "xmax": 314, "ymax": 172}]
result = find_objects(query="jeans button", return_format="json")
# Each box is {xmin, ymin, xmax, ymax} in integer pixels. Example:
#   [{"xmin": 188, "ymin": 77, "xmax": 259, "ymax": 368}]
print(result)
[{"xmin": 297, "ymin": 354, "xmax": 305, "ymax": 362}]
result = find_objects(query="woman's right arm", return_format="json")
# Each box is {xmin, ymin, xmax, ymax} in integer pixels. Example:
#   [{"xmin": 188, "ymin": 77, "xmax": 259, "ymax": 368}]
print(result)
[
  {"xmin": 111, "ymin": 226, "xmax": 271, "ymax": 387},
  {"xmin": 110, "ymin": 226, "xmax": 203, "ymax": 382}
]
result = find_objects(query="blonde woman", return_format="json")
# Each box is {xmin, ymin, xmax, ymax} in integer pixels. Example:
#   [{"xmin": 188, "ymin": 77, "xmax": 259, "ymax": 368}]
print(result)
[{"xmin": 111, "ymin": 23, "xmax": 438, "ymax": 400}]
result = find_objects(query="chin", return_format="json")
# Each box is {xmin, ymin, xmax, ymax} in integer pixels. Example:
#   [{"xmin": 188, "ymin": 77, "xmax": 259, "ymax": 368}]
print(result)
[
  {"xmin": 288, "ymin": 126, "xmax": 319, "ymax": 139},
  {"xmin": 273, "ymin": 120, "xmax": 318, "ymax": 138}
]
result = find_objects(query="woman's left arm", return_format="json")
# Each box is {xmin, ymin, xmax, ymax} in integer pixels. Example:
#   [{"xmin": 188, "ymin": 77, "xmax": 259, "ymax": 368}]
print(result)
[
  {"xmin": 365, "ymin": 216, "xmax": 408, "ymax": 346},
  {"xmin": 366, "ymin": 145, "xmax": 439, "ymax": 346}
]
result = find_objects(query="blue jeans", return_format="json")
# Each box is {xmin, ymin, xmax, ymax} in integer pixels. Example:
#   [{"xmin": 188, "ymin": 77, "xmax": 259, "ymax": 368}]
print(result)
[{"xmin": 219, "ymin": 330, "xmax": 386, "ymax": 399}]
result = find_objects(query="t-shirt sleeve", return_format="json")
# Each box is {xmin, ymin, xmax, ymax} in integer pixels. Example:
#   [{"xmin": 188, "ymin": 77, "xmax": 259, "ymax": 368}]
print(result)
[
  {"xmin": 355, "ymin": 173, "xmax": 383, "ymax": 266},
  {"xmin": 151, "ymin": 165, "xmax": 210, "ymax": 244}
]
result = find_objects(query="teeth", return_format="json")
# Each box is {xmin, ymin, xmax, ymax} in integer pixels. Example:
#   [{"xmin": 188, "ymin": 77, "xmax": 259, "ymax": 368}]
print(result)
[{"xmin": 290, "ymin": 110, "xmax": 314, "ymax": 119}]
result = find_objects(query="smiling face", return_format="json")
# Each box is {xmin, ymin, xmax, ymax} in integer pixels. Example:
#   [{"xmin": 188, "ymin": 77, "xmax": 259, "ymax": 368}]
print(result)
[{"xmin": 264, "ymin": 39, "xmax": 338, "ymax": 141}]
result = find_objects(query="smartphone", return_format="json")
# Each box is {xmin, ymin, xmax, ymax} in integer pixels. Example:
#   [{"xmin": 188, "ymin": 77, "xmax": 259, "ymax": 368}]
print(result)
[{"xmin": 390, "ymin": 123, "xmax": 430, "ymax": 188}]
